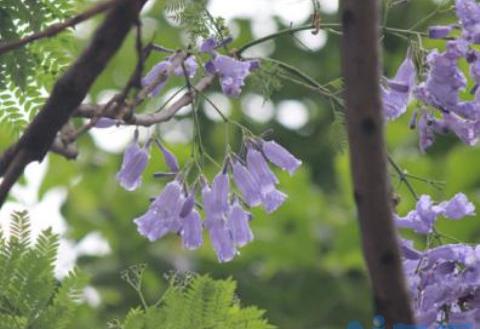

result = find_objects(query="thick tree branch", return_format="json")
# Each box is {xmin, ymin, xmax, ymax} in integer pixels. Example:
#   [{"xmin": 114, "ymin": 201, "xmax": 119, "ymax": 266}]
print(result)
[
  {"xmin": 341, "ymin": 0, "xmax": 414, "ymax": 326},
  {"xmin": 0, "ymin": 0, "xmax": 147, "ymax": 207},
  {"xmin": 0, "ymin": 0, "xmax": 118, "ymax": 56},
  {"xmin": 73, "ymin": 74, "xmax": 215, "ymax": 126}
]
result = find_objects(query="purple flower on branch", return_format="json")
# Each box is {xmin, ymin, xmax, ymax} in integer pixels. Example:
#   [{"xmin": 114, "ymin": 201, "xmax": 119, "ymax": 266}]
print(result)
[
  {"xmin": 200, "ymin": 38, "xmax": 218, "ymax": 53},
  {"xmin": 262, "ymin": 140, "xmax": 302, "ymax": 175},
  {"xmin": 438, "ymin": 192, "xmax": 476, "ymax": 219},
  {"xmin": 206, "ymin": 55, "xmax": 259, "ymax": 97},
  {"xmin": 181, "ymin": 209, "xmax": 203, "ymax": 250},
  {"xmin": 94, "ymin": 117, "xmax": 118, "ymax": 128},
  {"xmin": 142, "ymin": 61, "xmax": 171, "ymax": 97},
  {"xmin": 246, "ymin": 147, "xmax": 286, "ymax": 213},
  {"xmin": 429, "ymin": 25, "xmax": 454, "ymax": 39},
  {"xmin": 116, "ymin": 142, "xmax": 149, "ymax": 191},
  {"xmin": 232, "ymin": 161, "xmax": 262, "ymax": 207},
  {"xmin": 157, "ymin": 142, "xmax": 180, "ymax": 172},
  {"xmin": 227, "ymin": 200, "xmax": 253, "ymax": 247},
  {"xmin": 382, "ymin": 52, "xmax": 416, "ymax": 120},
  {"xmin": 173, "ymin": 56, "xmax": 198, "ymax": 78},
  {"xmin": 134, "ymin": 180, "xmax": 185, "ymax": 241}
]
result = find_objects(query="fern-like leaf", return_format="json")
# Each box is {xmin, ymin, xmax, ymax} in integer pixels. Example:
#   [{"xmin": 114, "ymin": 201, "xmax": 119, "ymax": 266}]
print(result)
[{"xmin": 0, "ymin": 211, "xmax": 88, "ymax": 329}]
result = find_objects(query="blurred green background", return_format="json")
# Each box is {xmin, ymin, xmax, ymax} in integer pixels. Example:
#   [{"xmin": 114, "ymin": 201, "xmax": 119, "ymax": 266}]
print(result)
[{"xmin": 2, "ymin": 0, "xmax": 478, "ymax": 328}]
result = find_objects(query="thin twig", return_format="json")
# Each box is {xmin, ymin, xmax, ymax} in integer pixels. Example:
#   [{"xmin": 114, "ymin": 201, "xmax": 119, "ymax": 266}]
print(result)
[{"xmin": 0, "ymin": 0, "xmax": 118, "ymax": 56}]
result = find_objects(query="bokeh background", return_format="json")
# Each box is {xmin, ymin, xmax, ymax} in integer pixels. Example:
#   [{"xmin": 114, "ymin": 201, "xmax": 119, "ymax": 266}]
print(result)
[{"xmin": 0, "ymin": 0, "xmax": 475, "ymax": 328}]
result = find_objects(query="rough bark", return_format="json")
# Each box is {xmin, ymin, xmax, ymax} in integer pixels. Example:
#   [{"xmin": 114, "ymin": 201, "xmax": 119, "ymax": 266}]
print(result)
[{"xmin": 340, "ymin": 0, "xmax": 415, "ymax": 326}]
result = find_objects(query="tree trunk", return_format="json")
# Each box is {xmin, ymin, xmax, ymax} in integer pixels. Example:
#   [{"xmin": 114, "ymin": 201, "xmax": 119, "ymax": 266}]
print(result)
[{"xmin": 340, "ymin": 0, "xmax": 415, "ymax": 326}]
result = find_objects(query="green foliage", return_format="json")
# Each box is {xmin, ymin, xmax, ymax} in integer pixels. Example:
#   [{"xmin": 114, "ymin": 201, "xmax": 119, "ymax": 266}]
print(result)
[
  {"xmin": 163, "ymin": 0, "xmax": 229, "ymax": 41},
  {"xmin": 328, "ymin": 107, "xmax": 348, "ymax": 154},
  {"xmin": 249, "ymin": 62, "xmax": 284, "ymax": 101},
  {"xmin": 115, "ymin": 272, "xmax": 274, "ymax": 329},
  {"xmin": 0, "ymin": 211, "xmax": 88, "ymax": 329},
  {"xmin": 0, "ymin": 0, "xmax": 76, "ymax": 135}
]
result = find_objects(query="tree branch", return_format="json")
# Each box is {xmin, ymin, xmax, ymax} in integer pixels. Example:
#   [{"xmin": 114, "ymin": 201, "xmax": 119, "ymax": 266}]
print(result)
[
  {"xmin": 0, "ymin": 0, "xmax": 147, "ymax": 207},
  {"xmin": 0, "ymin": 0, "xmax": 119, "ymax": 56},
  {"xmin": 73, "ymin": 74, "xmax": 216, "ymax": 126},
  {"xmin": 340, "ymin": 0, "xmax": 415, "ymax": 326}
]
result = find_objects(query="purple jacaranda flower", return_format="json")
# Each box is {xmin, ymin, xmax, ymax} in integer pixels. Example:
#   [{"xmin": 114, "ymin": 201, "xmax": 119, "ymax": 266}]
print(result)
[
  {"xmin": 134, "ymin": 180, "xmax": 185, "ymax": 241},
  {"xmin": 429, "ymin": 25, "xmax": 453, "ymax": 39},
  {"xmin": 200, "ymin": 38, "xmax": 217, "ymax": 53},
  {"xmin": 262, "ymin": 140, "xmax": 302, "ymax": 175},
  {"xmin": 202, "ymin": 172, "xmax": 230, "ymax": 229},
  {"xmin": 444, "ymin": 112, "xmax": 479, "ymax": 145},
  {"xmin": 426, "ymin": 244, "xmax": 474, "ymax": 265},
  {"xmin": 418, "ymin": 113, "xmax": 437, "ymax": 152},
  {"xmin": 382, "ymin": 53, "xmax": 416, "ymax": 120},
  {"xmin": 231, "ymin": 161, "xmax": 262, "ymax": 207},
  {"xmin": 418, "ymin": 114, "xmax": 435, "ymax": 148},
  {"xmin": 180, "ymin": 193, "xmax": 195, "ymax": 218},
  {"xmin": 400, "ymin": 239, "xmax": 423, "ymax": 260},
  {"xmin": 456, "ymin": 0, "xmax": 480, "ymax": 43},
  {"xmin": 470, "ymin": 53, "xmax": 480, "ymax": 87},
  {"xmin": 180, "ymin": 209, "xmax": 203, "ymax": 250},
  {"xmin": 116, "ymin": 142, "xmax": 149, "ymax": 191},
  {"xmin": 157, "ymin": 142, "xmax": 180, "ymax": 172},
  {"xmin": 227, "ymin": 200, "xmax": 253, "ymax": 247},
  {"xmin": 415, "ymin": 40, "xmax": 469, "ymax": 119},
  {"xmin": 246, "ymin": 148, "xmax": 286, "ymax": 213},
  {"xmin": 94, "ymin": 117, "xmax": 118, "ymax": 128},
  {"xmin": 142, "ymin": 61, "xmax": 171, "ymax": 97},
  {"xmin": 173, "ymin": 56, "xmax": 198, "ymax": 78},
  {"xmin": 206, "ymin": 55, "xmax": 258, "ymax": 97},
  {"xmin": 438, "ymin": 193, "xmax": 476, "ymax": 219},
  {"xmin": 395, "ymin": 195, "xmax": 441, "ymax": 234},
  {"xmin": 208, "ymin": 220, "xmax": 236, "ymax": 262}
]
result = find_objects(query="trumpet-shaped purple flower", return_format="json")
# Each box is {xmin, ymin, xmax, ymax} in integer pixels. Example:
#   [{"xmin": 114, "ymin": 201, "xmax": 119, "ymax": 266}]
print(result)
[
  {"xmin": 418, "ymin": 113, "xmax": 438, "ymax": 152},
  {"xmin": 173, "ymin": 56, "xmax": 198, "ymax": 78},
  {"xmin": 227, "ymin": 200, "xmax": 253, "ymax": 247},
  {"xmin": 456, "ymin": 0, "xmax": 480, "ymax": 43},
  {"xmin": 444, "ymin": 113, "xmax": 479, "ymax": 145},
  {"xmin": 208, "ymin": 220, "xmax": 236, "ymax": 263},
  {"xmin": 142, "ymin": 61, "xmax": 171, "ymax": 97},
  {"xmin": 429, "ymin": 25, "xmax": 453, "ymax": 39},
  {"xmin": 438, "ymin": 193, "xmax": 476, "ymax": 219},
  {"xmin": 396, "ymin": 193, "xmax": 476, "ymax": 235},
  {"xmin": 180, "ymin": 193, "xmax": 195, "ymax": 218},
  {"xmin": 395, "ymin": 195, "xmax": 441, "ymax": 234},
  {"xmin": 134, "ymin": 181, "xmax": 185, "ymax": 241},
  {"xmin": 94, "ymin": 117, "xmax": 117, "ymax": 128},
  {"xmin": 158, "ymin": 143, "xmax": 180, "ymax": 172},
  {"xmin": 262, "ymin": 140, "xmax": 302, "ymax": 175},
  {"xmin": 200, "ymin": 38, "xmax": 217, "ymax": 53},
  {"xmin": 202, "ymin": 173, "xmax": 230, "ymax": 227},
  {"xmin": 382, "ymin": 53, "xmax": 416, "ymax": 120},
  {"xmin": 206, "ymin": 55, "xmax": 259, "ymax": 97},
  {"xmin": 116, "ymin": 142, "xmax": 149, "ymax": 191},
  {"xmin": 231, "ymin": 161, "xmax": 262, "ymax": 207},
  {"xmin": 181, "ymin": 209, "xmax": 203, "ymax": 250},
  {"xmin": 246, "ymin": 148, "xmax": 286, "ymax": 213},
  {"xmin": 417, "ymin": 45, "xmax": 467, "ymax": 112}
]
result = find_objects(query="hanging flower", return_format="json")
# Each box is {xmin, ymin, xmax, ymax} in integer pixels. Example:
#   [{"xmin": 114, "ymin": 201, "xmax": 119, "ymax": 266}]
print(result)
[
  {"xmin": 206, "ymin": 55, "xmax": 259, "ymax": 97},
  {"xmin": 116, "ymin": 142, "xmax": 149, "ymax": 191},
  {"xmin": 382, "ymin": 52, "xmax": 416, "ymax": 120}
]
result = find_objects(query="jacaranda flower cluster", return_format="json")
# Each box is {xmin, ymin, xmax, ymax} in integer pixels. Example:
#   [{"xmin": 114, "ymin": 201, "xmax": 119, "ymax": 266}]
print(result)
[
  {"xmin": 141, "ymin": 38, "xmax": 259, "ymax": 98},
  {"xmin": 383, "ymin": 0, "xmax": 480, "ymax": 152},
  {"xmin": 394, "ymin": 193, "xmax": 480, "ymax": 324},
  {"xmin": 116, "ymin": 138, "xmax": 301, "ymax": 262}
]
